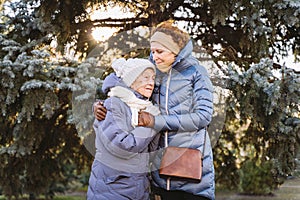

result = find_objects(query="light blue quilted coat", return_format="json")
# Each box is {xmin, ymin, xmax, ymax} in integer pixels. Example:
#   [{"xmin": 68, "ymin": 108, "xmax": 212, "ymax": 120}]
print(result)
[{"xmin": 149, "ymin": 40, "xmax": 215, "ymax": 200}]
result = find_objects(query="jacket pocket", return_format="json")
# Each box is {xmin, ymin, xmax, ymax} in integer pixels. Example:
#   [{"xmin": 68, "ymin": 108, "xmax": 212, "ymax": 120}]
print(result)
[
  {"xmin": 104, "ymin": 174, "xmax": 149, "ymax": 200},
  {"xmin": 104, "ymin": 174, "xmax": 131, "ymax": 184}
]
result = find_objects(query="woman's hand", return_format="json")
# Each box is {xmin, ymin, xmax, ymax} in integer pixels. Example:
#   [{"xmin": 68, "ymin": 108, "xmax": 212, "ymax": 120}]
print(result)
[
  {"xmin": 138, "ymin": 111, "xmax": 154, "ymax": 128},
  {"xmin": 94, "ymin": 101, "xmax": 107, "ymax": 121}
]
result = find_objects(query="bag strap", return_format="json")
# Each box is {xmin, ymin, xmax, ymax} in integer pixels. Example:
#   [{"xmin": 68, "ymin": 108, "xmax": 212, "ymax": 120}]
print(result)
[{"xmin": 202, "ymin": 126, "xmax": 208, "ymax": 160}]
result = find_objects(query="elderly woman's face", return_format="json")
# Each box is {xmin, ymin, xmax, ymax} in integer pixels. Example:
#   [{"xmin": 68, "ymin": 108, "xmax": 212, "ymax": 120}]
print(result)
[
  {"xmin": 150, "ymin": 42, "xmax": 176, "ymax": 73},
  {"xmin": 131, "ymin": 68, "xmax": 156, "ymax": 98}
]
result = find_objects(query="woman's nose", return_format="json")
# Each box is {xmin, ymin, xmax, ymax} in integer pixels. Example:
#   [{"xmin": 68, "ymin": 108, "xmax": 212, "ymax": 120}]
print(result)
[
  {"xmin": 149, "ymin": 78, "xmax": 154, "ymax": 85},
  {"xmin": 152, "ymin": 52, "xmax": 158, "ymax": 60},
  {"xmin": 147, "ymin": 78, "xmax": 154, "ymax": 85},
  {"xmin": 146, "ymin": 77, "xmax": 154, "ymax": 86}
]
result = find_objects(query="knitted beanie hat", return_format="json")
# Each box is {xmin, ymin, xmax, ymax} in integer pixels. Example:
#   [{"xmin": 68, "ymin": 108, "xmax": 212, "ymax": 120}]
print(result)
[{"xmin": 111, "ymin": 58, "xmax": 156, "ymax": 87}]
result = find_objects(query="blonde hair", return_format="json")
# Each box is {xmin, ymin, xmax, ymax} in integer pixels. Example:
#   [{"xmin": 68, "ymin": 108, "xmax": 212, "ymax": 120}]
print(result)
[{"xmin": 151, "ymin": 20, "xmax": 190, "ymax": 50}]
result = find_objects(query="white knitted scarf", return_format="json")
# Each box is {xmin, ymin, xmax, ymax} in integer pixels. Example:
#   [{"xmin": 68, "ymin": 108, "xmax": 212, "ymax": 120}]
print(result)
[{"xmin": 108, "ymin": 86, "xmax": 161, "ymax": 127}]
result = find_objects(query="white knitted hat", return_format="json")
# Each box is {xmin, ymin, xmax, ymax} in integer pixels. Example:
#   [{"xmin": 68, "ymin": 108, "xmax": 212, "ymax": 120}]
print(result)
[{"xmin": 111, "ymin": 58, "xmax": 156, "ymax": 87}]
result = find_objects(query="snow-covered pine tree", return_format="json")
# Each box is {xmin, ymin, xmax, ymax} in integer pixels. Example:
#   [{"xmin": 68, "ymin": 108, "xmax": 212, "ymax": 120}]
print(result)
[
  {"xmin": 216, "ymin": 58, "xmax": 300, "ymax": 194},
  {"xmin": 0, "ymin": 11, "xmax": 101, "ymax": 199}
]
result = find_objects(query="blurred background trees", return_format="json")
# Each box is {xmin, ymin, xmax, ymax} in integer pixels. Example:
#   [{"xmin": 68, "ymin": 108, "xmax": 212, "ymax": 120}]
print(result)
[{"xmin": 0, "ymin": 0, "xmax": 299, "ymax": 199}]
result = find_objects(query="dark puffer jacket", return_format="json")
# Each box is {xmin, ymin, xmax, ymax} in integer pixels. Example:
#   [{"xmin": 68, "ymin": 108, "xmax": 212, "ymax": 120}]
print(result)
[{"xmin": 150, "ymin": 40, "xmax": 215, "ymax": 200}]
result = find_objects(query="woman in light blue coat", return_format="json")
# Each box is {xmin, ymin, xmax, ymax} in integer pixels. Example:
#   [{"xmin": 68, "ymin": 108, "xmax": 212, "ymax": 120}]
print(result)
[
  {"xmin": 138, "ymin": 21, "xmax": 215, "ymax": 200},
  {"xmin": 87, "ymin": 58, "xmax": 160, "ymax": 200}
]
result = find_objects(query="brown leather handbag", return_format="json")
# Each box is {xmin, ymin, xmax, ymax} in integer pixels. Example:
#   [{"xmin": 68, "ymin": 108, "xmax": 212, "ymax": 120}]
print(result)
[
  {"xmin": 159, "ymin": 146, "xmax": 203, "ymax": 181},
  {"xmin": 159, "ymin": 128, "xmax": 207, "ymax": 181}
]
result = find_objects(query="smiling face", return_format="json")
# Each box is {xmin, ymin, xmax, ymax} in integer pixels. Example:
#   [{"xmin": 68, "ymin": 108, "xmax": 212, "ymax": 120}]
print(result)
[
  {"xmin": 150, "ymin": 42, "xmax": 176, "ymax": 73},
  {"xmin": 131, "ymin": 68, "xmax": 156, "ymax": 98}
]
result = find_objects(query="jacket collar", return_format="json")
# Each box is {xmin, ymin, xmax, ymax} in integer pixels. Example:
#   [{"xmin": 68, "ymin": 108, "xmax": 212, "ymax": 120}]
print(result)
[{"xmin": 172, "ymin": 40, "xmax": 199, "ymax": 72}]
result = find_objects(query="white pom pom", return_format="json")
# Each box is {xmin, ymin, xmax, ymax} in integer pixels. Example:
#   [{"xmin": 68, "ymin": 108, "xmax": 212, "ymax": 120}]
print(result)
[{"xmin": 111, "ymin": 58, "xmax": 126, "ymax": 77}]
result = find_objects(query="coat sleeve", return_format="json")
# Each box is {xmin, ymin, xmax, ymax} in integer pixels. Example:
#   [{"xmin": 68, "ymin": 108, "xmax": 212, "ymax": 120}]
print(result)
[
  {"xmin": 94, "ymin": 97, "xmax": 157, "ymax": 159},
  {"xmin": 153, "ymin": 67, "xmax": 214, "ymax": 132}
]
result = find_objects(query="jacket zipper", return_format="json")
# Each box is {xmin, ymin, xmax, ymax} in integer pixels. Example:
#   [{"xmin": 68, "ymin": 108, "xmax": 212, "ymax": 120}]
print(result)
[{"xmin": 165, "ymin": 68, "xmax": 172, "ymax": 190}]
